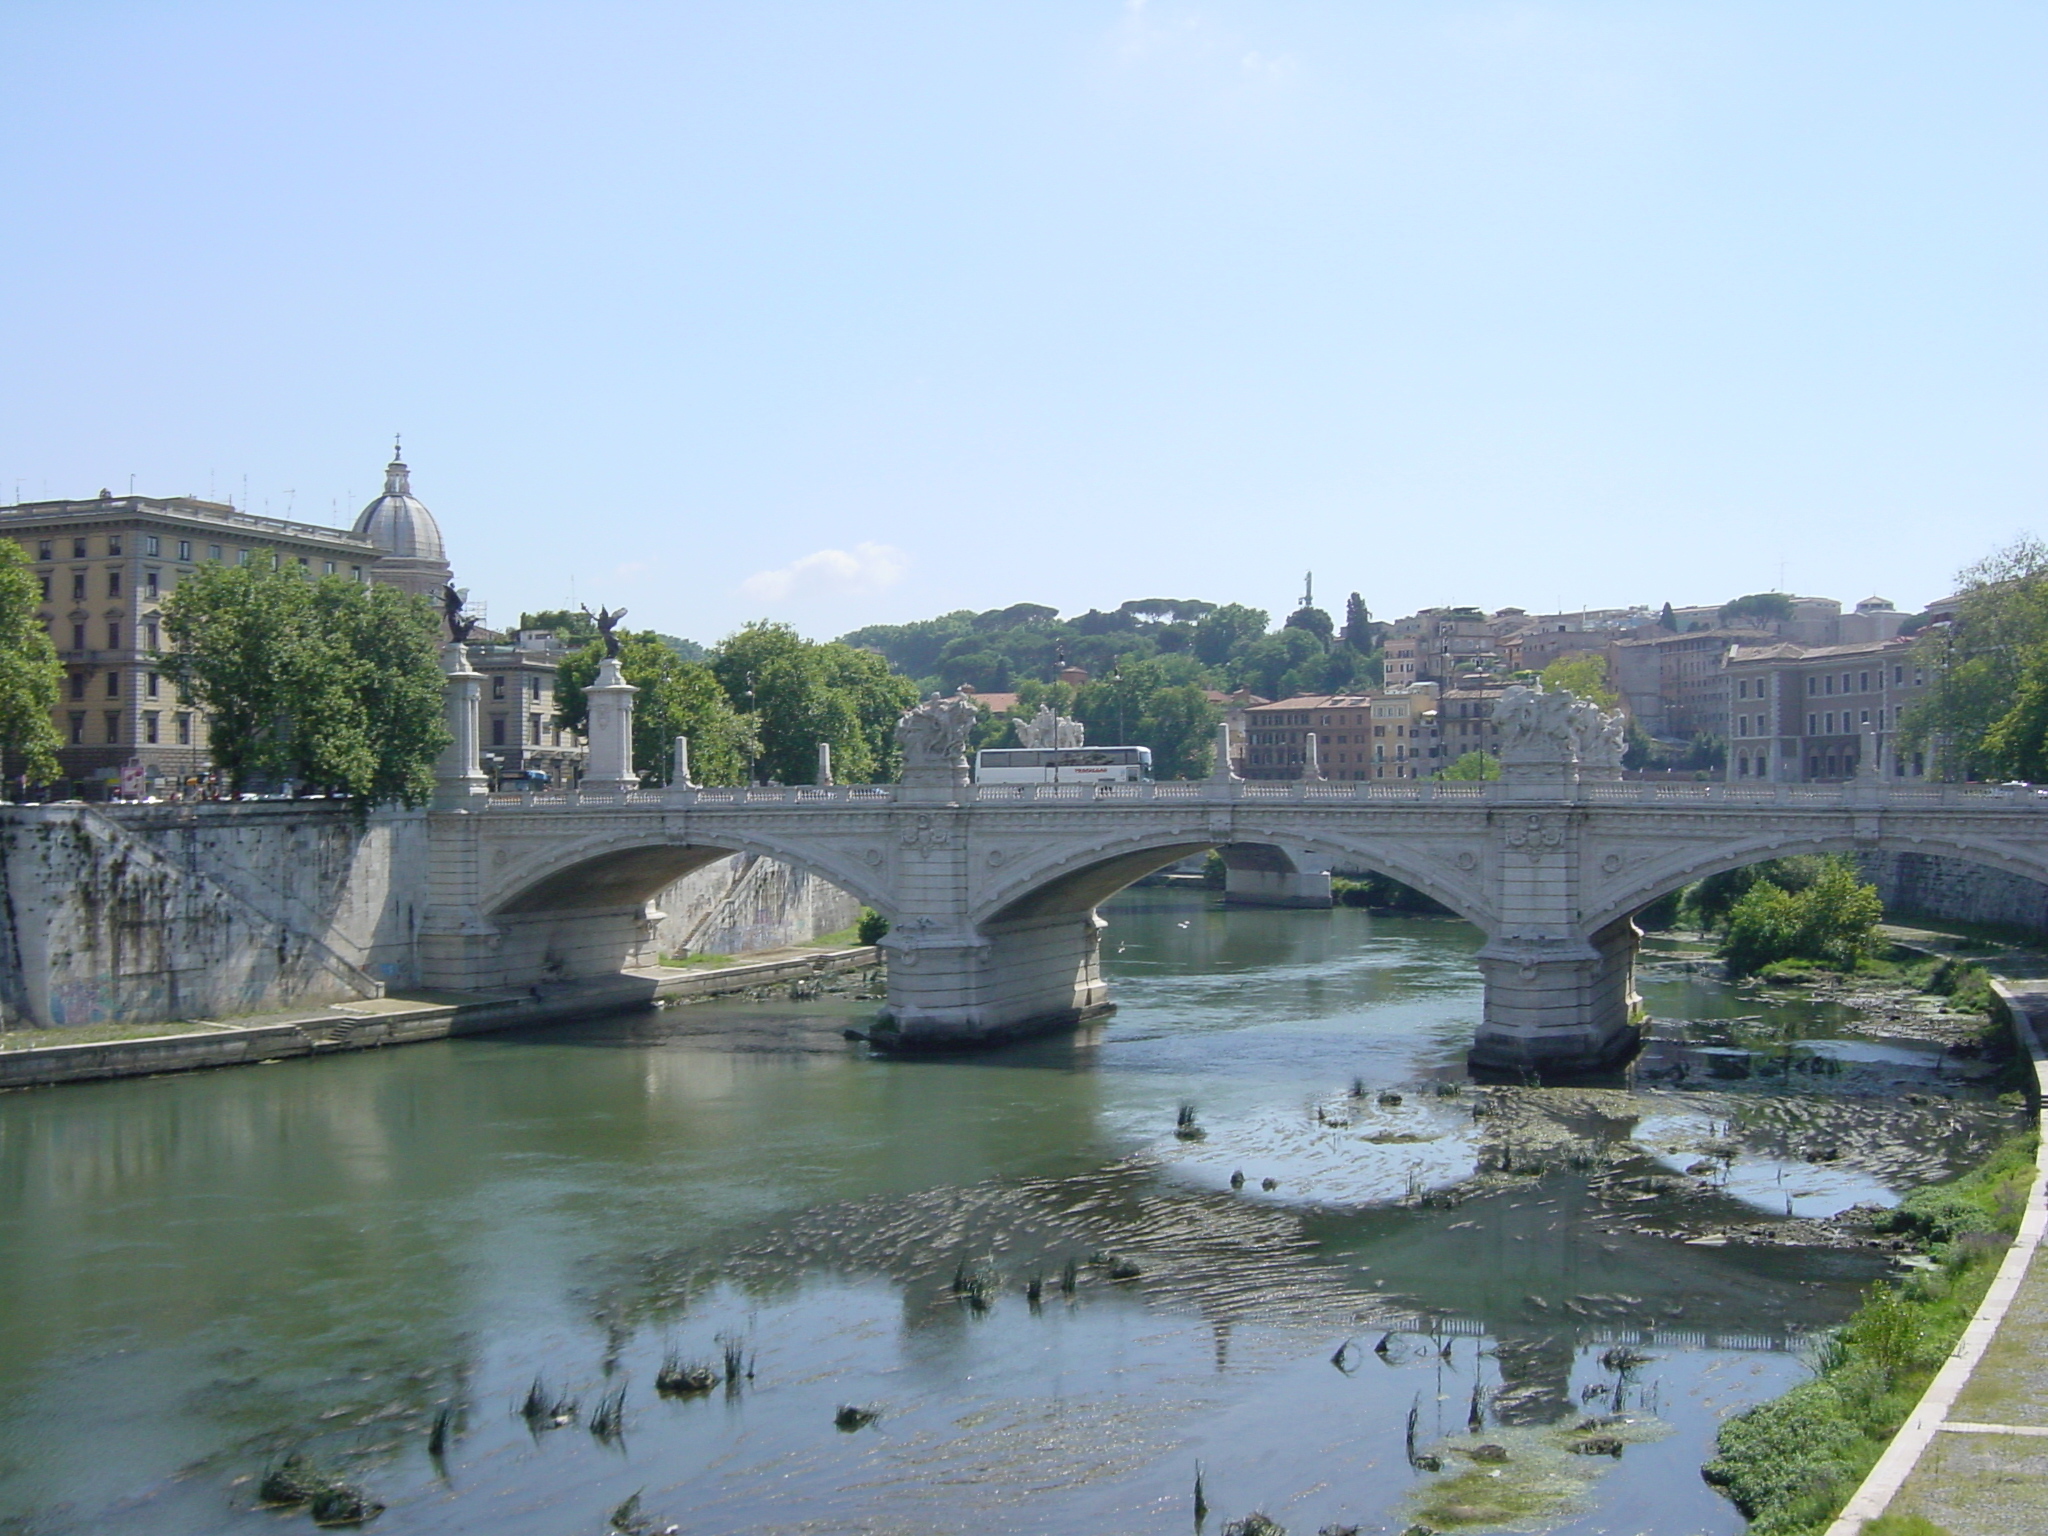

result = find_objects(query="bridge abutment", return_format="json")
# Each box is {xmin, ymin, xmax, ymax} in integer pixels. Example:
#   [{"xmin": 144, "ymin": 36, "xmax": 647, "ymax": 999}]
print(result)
[
  {"xmin": 1470, "ymin": 915, "xmax": 1642, "ymax": 1077},
  {"xmin": 1219, "ymin": 842, "xmax": 1334, "ymax": 908}
]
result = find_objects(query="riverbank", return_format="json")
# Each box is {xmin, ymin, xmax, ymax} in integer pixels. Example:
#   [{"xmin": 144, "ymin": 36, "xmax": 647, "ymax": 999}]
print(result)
[
  {"xmin": 1685, "ymin": 938, "xmax": 2048, "ymax": 1536},
  {"xmin": 0, "ymin": 944, "xmax": 879, "ymax": 1091}
]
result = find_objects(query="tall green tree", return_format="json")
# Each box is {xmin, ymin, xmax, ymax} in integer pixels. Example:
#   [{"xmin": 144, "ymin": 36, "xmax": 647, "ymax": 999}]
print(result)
[
  {"xmin": 1072, "ymin": 659, "xmax": 1219, "ymax": 777},
  {"xmin": 1906, "ymin": 538, "xmax": 2048, "ymax": 780},
  {"xmin": 162, "ymin": 563, "xmax": 448, "ymax": 804},
  {"xmin": 555, "ymin": 631, "xmax": 755, "ymax": 785},
  {"xmin": 1341, "ymin": 592, "xmax": 1375, "ymax": 651},
  {"xmin": 711, "ymin": 622, "xmax": 918, "ymax": 784},
  {"xmin": 0, "ymin": 541, "xmax": 62, "ymax": 787}
]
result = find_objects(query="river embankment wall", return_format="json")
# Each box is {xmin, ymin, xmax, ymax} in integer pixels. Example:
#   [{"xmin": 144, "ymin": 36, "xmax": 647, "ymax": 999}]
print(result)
[
  {"xmin": 0, "ymin": 802, "xmax": 863, "ymax": 1033},
  {"xmin": 1858, "ymin": 851, "xmax": 2048, "ymax": 937}
]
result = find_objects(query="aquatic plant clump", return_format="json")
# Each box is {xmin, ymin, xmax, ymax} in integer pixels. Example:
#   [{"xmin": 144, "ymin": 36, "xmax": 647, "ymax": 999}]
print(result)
[
  {"xmin": 834, "ymin": 1403, "xmax": 881, "ymax": 1431},
  {"xmin": 1404, "ymin": 1417, "xmax": 1669, "ymax": 1532},
  {"xmin": 654, "ymin": 1352, "xmax": 720, "ymax": 1395}
]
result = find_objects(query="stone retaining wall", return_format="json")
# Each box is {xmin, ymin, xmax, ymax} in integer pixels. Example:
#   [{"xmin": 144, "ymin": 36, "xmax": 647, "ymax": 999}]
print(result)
[{"xmin": 1859, "ymin": 851, "xmax": 2048, "ymax": 937}]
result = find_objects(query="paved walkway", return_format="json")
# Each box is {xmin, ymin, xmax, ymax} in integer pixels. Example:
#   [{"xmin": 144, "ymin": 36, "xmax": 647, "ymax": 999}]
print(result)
[{"xmin": 1827, "ymin": 962, "xmax": 2048, "ymax": 1536}]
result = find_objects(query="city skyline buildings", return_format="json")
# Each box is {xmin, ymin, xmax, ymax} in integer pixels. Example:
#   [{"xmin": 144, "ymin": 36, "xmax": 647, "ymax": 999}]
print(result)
[{"xmin": 2, "ymin": 4, "xmax": 2039, "ymax": 642}]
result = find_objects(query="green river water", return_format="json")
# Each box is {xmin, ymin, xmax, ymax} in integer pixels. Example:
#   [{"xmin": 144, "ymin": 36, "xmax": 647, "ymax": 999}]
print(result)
[{"xmin": 0, "ymin": 889, "xmax": 2014, "ymax": 1535}]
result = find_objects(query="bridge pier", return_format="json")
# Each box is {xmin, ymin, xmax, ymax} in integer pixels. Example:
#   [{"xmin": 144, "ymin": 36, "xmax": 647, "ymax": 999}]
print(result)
[
  {"xmin": 1470, "ymin": 915, "xmax": 1643, "ymax": 1077},
  {"xmin": 873, "ymin": 912, "xmax": 1108, "ymax": 1050},
  {"xmin": 1219, "ymin": 842, "xmax": 1333, "ymax": 908}
]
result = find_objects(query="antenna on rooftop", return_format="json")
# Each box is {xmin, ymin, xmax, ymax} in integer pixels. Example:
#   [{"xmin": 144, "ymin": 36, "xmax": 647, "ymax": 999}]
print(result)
[{"xmin": 1300, "ymin": 571, "xmax": 1314, "ymax": 610}]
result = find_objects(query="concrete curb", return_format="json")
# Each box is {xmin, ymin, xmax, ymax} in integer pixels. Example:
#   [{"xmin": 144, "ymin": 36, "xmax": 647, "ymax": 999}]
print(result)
[
  {"xmin": 1822, "ymin": 977, "xmax": 2048, "ymax": 1535},
  {"xmin": 0, "ymin": 947, "xmax": 880, "ymax": 1090}
]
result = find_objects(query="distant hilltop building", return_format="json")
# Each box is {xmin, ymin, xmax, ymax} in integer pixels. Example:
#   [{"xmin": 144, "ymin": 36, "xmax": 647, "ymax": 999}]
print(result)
[{"xmin": 1, "ymin": 447, "xmax": 578, "ymax": 797}]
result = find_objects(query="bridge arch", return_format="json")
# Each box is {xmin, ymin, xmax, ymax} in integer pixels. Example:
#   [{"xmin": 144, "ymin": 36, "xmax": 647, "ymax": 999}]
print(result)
[
  {"xmin": 484, "ymin": 826, "xmax": 898, "ymax": 921},
  {"xmin": 1580, "ymin": 827, "xmax": 2048, "ymax": 941},
  {"xmin": 971, "ymin": 824, "xmax": 1494, "ymax": 933}
]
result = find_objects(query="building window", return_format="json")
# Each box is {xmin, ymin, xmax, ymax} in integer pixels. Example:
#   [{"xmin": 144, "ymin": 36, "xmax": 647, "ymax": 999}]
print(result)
[
  {"xmin": 1808, "ymin": 713, "xmax": 1818, "ymax": 735},
  {"xmin": 107, "ymin": 535, "xmax": 121, "ymax": 556},
  {"xmin": 237, "ymin": 550, "xmax": 250, "ymax": 566},
  {"xmin": 1859, "ymin": 709, "xmax": 1870, "ymax": 725},
  {"xmin": 144, "ymin": 712, "xmax": 159, "ymax": 744},
  {"xmin": 177, "ymin": 540, "xmax": 192, "ymax": 562},
  {"xmin": 147, "ymin": 671, "xmax": 160, "ymax": 698},
  {"xmin": 529, "ymin": 713, "xmax": 541, "ymax": 743},
  {"xmin": 69, "ymin": 672, "xmax": 86, "ymax": 700},
  {"xmin": 107, "ymin": 621, "xmax": 120, "ymax": 650},
  {"xmin": 36, "ymin": 541, "xmax": 52, "ymax": 561},
  {"xmin": 491, "ymin": 675, "xmax": 505, "ymax": 699},
  {"xmin": 37, "ymin": 575, "xmax": 48, "ymax": 600},
  {"xmin": 208, "ymin": 544, "xmax": 222, "ymax": 562},
  {"xmin": 145, "ymin": 570, "xmax": 159, "ymax": 598},
  {"xmin": 176, "ymin": 713, "xmax": 192, "ymax": 745},
  {"xmin": 324, "ymin": 561, "xmax": 335, "ymax": 575},
  {"xmin": 1738, "ymin": 754, "xmax": 1750, "ymax": 777},
  {"xmin": 530, "ymin": 675, "xmax": 542, "ymax": 700},
  {"xmin": 106, "ymin": 570, "xmax": 120, "ymax": 597},
  {"xmin": 71, "ymin": 623, "xmax": 85, "ymax": 651},
  {"xmin": 105, "ymin": 671, "xmax": 119, "ymax": 698},
  {"xmin": 1737, "ymin": 715, "xmax": 1748, "ymax": 737},
  {"xmin": 1825, "ymin": 712, "xmax": 1835, "ymax": 733},
  {"xmin": 69, "ymin": 712, "xmax": 85, "ymax": 745},
  {"xmin": 1893, "ymin": 666, "xmax": 1904, "ymax": 685},
  {"xmin": 144, "ymin": 535, "xmax": 160, "ymax": 557},
  {"xmin": 491, "ymin": 716, "xmax": 507, "ymax": 747},
  {"xmin": 72, "ymin": 538, "xmax": 87, "ymax": 559},
  {"xmin": 144, "ymin": 621, "xmax": 159, "ymax": 652},
  {"xmin": 1807, "ymin": 676, "xmax": 1818, "ymax": 695},
  {"xmin": 1859, "ymin": 672, "xmax": 1869, "ymax": 691},
  {"xmin": 71, "ymin": 573, "xmax": 86, "ymax": 601},
  {"xmin": 104, "ymin": 711, "xmax": 120, "ymax": 744},
  {"xmin": 1809, "ymin": 755, "xmax": 1820, "ymax": 778}
]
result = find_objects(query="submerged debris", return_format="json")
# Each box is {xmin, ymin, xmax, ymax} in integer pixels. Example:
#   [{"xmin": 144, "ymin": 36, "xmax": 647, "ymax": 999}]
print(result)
[
  {"xmin": 834, "ymin": 1403, "xmax": 881, "ymax": 1431},
  {"xmin": 1221, "ymin": 1515, "xmax": 1285, "ymax": 1536}
]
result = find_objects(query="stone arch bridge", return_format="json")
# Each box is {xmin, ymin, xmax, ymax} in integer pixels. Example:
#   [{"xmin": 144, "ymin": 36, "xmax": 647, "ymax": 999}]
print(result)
[
  {"xmin": 417, "ymin": 652, "xmax": 2048, "ymax": 1074},
  {"xmin": 431, "ymin": 774, "xmax": 2048, "ymax": 1075}
]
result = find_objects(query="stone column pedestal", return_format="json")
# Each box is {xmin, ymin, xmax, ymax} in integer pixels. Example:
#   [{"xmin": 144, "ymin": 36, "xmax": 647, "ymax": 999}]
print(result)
[
  {"xmin": 1469, "ymin": 915, "xmax": 1643, "ymax": 1076},
  {"xmin": 434, "ymin": 643, "xmax": 488, "ymax": 811},
  {"xmin": 582, "ymin": 657, "xmax": 639, "ymax": 794},
  {"xmin": 874, "ymin": 913, "xmax": 1109, "ymax": 1050}
]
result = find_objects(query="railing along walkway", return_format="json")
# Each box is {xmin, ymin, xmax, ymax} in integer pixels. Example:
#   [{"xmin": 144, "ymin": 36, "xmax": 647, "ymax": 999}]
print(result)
[{"xmin": 478, "ymin": 780, "xmax": 2048, "ymax": 813}]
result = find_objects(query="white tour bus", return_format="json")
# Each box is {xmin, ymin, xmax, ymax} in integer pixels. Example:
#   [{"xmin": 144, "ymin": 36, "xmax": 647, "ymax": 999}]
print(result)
[{"xmin": 973, "ymin": 746, "xmax": 1153, "ymax": 785}]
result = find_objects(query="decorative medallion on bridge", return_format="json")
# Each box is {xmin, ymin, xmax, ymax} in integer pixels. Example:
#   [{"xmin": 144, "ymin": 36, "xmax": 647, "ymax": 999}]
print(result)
[
  {"xmin": 1600, "ymin": 853, "xmax": 1624, "ymax": 874},
  {"xmin": 900, "ymin": 814, "xmax": 953, "ymax": 859},
  {"xmin": 986, "ymin": 848, "xmax": 1007, "ymax": 867},
  {"xmin": 1454, "ymin": 850, "xmax": 1478, "ymax": 871},
  {"xmin": 1504, "ymin": 814, "xmax": 1566, "ymax": 861},
  {"xmin": 863, "ymin": 848, "xmax": 884, "ymax": 866}
]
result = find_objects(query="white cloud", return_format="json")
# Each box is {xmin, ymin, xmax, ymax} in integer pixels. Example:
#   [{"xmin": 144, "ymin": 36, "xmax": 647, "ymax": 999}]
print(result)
[{"xmin": 739, "ymin": 542, "xmax": 909, "ymax": 604}]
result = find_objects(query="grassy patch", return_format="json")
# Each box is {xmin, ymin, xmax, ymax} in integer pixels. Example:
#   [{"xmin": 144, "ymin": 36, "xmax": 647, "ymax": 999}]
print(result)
[
  {"xmin": 658, "ymin": 952, "xmax": 737, "ymax": 969},
  {"xmin": 1702, "ymin": 1130, "xmax": 2037, "ymax": 1535},
  {"xmin": 806, "ymin": 923, "xmax": 862, "ymax": 948},
  {"xmin": 1861, "ymin": 1514, "xmax": 1956, "ymax": 1536}
]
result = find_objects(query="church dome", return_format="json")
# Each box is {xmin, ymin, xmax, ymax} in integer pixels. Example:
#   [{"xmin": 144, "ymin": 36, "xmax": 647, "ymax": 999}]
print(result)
[{"xmin": 351, "ymin": 445, "xmax": 446, "ymax": 564}]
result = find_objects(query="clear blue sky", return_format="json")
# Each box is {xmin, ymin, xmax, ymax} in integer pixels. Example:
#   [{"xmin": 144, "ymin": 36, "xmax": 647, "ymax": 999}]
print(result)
[{"xmin": 2, "ymin": 3, "xmax": 2040, "ymax": 643}]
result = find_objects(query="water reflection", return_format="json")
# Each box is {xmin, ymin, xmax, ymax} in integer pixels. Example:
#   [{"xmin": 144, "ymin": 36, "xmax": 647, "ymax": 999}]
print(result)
[{"xmin": 0, "ymin": 889, "xmax": 2010, "ymax": 1536}]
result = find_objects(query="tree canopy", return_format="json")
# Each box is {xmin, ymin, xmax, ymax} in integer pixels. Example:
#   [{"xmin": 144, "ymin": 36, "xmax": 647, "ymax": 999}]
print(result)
[
  {"xmin": 162, "ymin": 563, "xmax": 448, "ymax": 804},
  {"xmin": 710, "ymin": 622, "xmax": 918, "ymax": 785},
  {"xmin": 1719, "ymin": 592, "xmax": 1794, "ymax": 628},
  {"xmin": 0, "ymin": 541, "xmax": 62, "ymax": 786},
  {"xmin": 1904, "ymin": 538, "xmax": 2048, "ymax": 781},
  {"xmin": 1539, "ymin": 652, "xmax": 1619, "ymax": 709}
]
